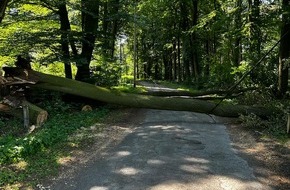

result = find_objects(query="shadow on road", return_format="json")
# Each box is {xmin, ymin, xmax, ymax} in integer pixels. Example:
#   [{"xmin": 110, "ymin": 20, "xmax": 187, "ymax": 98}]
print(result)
[{"xmin": 52, "ymin": 110, "xmax": 269, "ymax": 190}]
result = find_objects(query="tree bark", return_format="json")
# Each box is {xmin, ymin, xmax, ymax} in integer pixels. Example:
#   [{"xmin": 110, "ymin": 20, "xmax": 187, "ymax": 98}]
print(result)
[
  {"xmin": 0, "ymin": 0, "xmax": 9, "ymax": 23},
  {"xmin": 190, "ymin": 0, "xmax": 199, "ymax": 83},
  {"xmin": 248, "ymin": 0, "xmax": 261, "ymax": 60},
  {"xmin": 233, "ymin": 0, "xmax": 242, "ymax": 66},
  {"xmin": 180, "ymin": 1, "xmax": 191, "ymax": 83},
  {"xmin": 3, "ymin": 67, "xmax": 272, "ymax": 118},
  {"xmin": 278, "ymin": 0, "xmax": 290, "ymax": 97},
  {"xmin": 58, "ymin": 2, "xmax": 73, "ymax": 79},
  {"xmin": 75, "ymin": 0, "xmax": 100, "ymax": 82}
]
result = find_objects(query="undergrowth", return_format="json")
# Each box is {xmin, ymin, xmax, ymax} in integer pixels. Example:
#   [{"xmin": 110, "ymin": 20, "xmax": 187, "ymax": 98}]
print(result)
[
  {"xmin": 0, "ymin": 94, "xmax": 110, "ymax": 188},
  {"xmin": 240, "ymin": 113, "xmax": 289, "ymax": 142},
  {"xmin": 238, "ymin": 90, "xmax": 290, "ymax": 142}
]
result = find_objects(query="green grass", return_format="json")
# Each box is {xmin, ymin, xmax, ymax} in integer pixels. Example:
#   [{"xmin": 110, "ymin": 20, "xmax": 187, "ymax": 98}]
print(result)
[{"xmin": 0, "ymin": 97, "xmax": 110, "ymax": 189}]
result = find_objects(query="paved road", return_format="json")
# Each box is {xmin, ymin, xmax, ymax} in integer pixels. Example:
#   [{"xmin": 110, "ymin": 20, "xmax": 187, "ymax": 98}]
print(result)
[{"xmin": 51, "ymin": 110, "xmax": 271, "ymax": 190}]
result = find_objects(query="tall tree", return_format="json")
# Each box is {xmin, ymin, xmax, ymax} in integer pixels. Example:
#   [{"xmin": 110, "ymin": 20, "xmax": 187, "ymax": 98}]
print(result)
[
  {"xmin": 180, "ymin": 0, "xmax": 191, "ymax": 82},
  {"xmin": 75, "ymin": 0, "xmax": 100, "ymax": 81},
  {"xmin": 58, "ymin": 1, "xmax": 73, "ymax": 79},
  {"xmin": 190, "ymin": 0, "xmax": 199, "ymax": 83},
  {"xmin": 233, "ymin": 0, "xmax": 243, "ymax": 66},
  {"xmin": 101, "ymin": 0, "xmax": 120, "ymax": 60},
  {"xmin": 278, "ymin": 0, "xmax": 290, "ymax": 96},
  {"xmin": 248, "ymin": 0, "xmax": 261, "ymax": 62}
]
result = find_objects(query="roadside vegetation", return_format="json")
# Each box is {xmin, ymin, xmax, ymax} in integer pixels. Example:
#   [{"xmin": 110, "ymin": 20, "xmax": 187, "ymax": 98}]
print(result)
[{"xmin": 0, "ymin": 92, "xmax": 110, "ymax": 189}]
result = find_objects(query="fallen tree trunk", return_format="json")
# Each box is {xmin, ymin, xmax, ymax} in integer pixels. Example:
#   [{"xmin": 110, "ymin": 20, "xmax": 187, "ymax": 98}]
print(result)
[
  {"xmin": 140, "ymin": 87, "xmax": 258, "ymax": 97},
  {"xmin": 22, "ymin": 100, "xmax": 48, "ymax": 126},
  {"xmin": 191, "ymin": 94, "xmax": 242, "ymax": 100},
  {"xmin": 3, "ymin": 67, "xmax": 272, "ymax": 118},
  {"xmin": 0, "ymin": 100, "xmax": 48, "ymax": 126}
]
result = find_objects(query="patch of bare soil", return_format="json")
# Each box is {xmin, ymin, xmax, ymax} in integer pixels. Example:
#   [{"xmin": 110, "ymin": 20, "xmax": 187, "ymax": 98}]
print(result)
[{"xmin": 219, "ymin": 117, "xmax": 290, "ymax": 190}]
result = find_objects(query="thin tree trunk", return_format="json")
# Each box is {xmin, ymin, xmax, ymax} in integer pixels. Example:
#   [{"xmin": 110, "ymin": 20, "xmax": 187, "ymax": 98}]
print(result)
[
  {"xmin": 136, "ymin": 39, "xmax": 139, "ymax": 79},
  {"xmin": 204, "ymin": 40, "xmax": 210, "ymax": 77},
  {"xmin": 177, "ymin": 34, "xmax": 182, "ymax": 82},
  {"xmin": 173, "ymin": 38, "xmax": 177, "ymax": 81}
]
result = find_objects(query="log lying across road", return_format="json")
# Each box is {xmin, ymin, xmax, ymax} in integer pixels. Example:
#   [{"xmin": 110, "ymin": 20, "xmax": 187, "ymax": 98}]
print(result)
[
  {"xmin": 140, "ymin": 87, "xmax": 258, "ymax": 97},
  {"xmin": 3, "ymin": 67, "xmax": 272, "ymax": 118}
]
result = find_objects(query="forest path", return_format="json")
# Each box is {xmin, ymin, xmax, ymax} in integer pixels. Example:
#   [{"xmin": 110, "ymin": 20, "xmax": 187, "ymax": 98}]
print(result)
[
  {"xmin": 51, "ymin": 110, "xmax": 270, "ymax": 190},
  {"xmin": 136, "ymin": 81, "xmax": 181, "ymax": 93}
]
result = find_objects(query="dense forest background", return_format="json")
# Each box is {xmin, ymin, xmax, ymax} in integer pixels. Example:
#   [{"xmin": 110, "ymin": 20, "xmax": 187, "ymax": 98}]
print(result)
[{"xmin": 0, "ymin": 0, "xmax": 289, "ymax": 96}]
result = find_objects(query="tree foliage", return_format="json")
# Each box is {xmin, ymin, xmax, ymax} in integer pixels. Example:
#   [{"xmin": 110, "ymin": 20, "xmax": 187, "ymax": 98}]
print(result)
[{"xmin": 0, "ymin": 0, "xmax": 288, "ymax": 93}]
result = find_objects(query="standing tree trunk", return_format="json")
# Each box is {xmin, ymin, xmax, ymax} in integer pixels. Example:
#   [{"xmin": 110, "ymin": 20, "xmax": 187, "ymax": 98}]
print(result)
[
  {"xmin": 163, "ymin": 50, "xmax": 171, "ymax": 80},
  {"xmin": 173, "ymin": 37, "xmax": 177, "ymax": 81},
  {"xmin": 177, "ymin": 34, "xmax": 182, "ymax": 82},
  {"xmin": 233, "ymin": 0, "xmax": 242, "ymax": 66},
  {"xmin": 0, "ymin": 0, "xmax": 9, "ymax": 23},
  {"xmin": 108, "ymin": 0, "xmax": 120, "ymax": 58},
  {"xmin": 75, "ymin": 0, "xmax": 100, "ymax": 82},
  {"xmin": 101, "ymin": 0, "xmax": 120, "ymax": 60},
  {"xmin": 278, "ymin": 0, "xmax": 290, "ymax": 97},
  {"xmin": 190, "ymin": 0, "xmax": 199, "ymax": 83},
  {"xmin": 101, "ymin": 1, "xmax": 109, "ymax": 59},
  {"xmin": 58, "ymin": 2, "xmax": 73, "ymax": 79},
  {"xmin": 204, "ymin": 40, "xmax": 210, "ymax": 77},
  {"xmin": 248, "ymin": 0, "xmax": 261, "ymax": 60},
  {"xmin": 180, "ymin": 1, "xmax": 191, "ymax": 83}
]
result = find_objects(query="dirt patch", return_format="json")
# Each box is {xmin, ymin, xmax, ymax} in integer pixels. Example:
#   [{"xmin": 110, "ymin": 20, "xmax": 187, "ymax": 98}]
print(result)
[{"xmin": 217, "ymin": 117, "xmax": 290, "ymax": 190}]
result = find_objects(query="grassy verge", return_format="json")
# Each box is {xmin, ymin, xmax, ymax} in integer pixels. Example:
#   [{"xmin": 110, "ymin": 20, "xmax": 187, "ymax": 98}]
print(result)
[{"xmin": 0, "ymin": 96, "xmax": 110, "ymax": 189}]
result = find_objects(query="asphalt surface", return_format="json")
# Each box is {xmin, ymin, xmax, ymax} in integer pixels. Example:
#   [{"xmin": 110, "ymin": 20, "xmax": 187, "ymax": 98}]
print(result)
[{"xmin": 51, "ymin": 109, "xmax": 271, "ymax": 190}]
